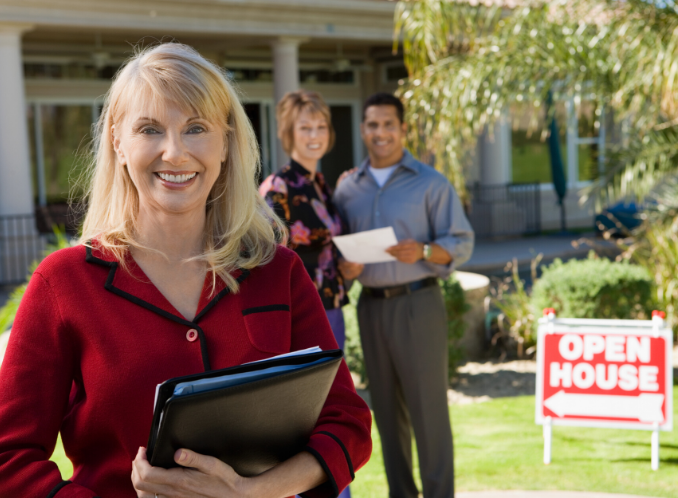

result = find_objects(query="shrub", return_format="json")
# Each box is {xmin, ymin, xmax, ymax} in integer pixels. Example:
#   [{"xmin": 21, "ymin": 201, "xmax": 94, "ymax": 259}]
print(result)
[
  {"xmin": 342, "ymin": 275, "xmax": 469, "ymax": 384},
  {"xmin": 530, "ymin": 253, "xmax": 653, "ymax": 321},
  {"xmin": 440, "ymin": 275, "xmax": 469, "ymax": 374},
  {"xmin": 343, "ymin": 282, "xmax": 365, "ymax": 382},
  {"xmin": 492, "ymin": 257, "xmax": 541, "ymax": 356},
  {"xmin": 493, "ymin": 254, "xmax": 653, "ymax": 357}
]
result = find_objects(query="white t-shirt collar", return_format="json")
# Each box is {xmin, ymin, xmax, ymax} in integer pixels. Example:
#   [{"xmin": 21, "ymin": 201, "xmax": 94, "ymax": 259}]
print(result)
[{"xmin": 368, "ymin": 163, "xmax": 399, "ymax": 188}]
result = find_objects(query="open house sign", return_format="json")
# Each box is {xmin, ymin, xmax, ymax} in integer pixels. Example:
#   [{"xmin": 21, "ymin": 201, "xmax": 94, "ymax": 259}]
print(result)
[{"xmin": 535, "ymin": 310, "xmax": 673, "ymax": 470}]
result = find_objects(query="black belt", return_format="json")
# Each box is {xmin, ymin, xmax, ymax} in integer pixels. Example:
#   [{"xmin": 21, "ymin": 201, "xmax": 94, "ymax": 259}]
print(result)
[{"xmin": 362, "ymin": 277, "xmax": 438, "ymax": 299}]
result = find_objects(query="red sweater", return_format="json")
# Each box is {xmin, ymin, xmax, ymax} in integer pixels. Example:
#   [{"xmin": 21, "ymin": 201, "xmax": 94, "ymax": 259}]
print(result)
[{"xmin": 0, "ymin": 244, "xmax": 371, "ymax": 498}]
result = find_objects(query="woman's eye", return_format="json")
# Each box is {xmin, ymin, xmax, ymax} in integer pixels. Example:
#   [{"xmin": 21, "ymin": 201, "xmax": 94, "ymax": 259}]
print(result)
[
  {"xmin": 141, "ymin": 127, "xmax": 159, "ymax": 135},
  {"xmin": 188, "ymin": 125, "xmax": 206, "ymax": 134}
]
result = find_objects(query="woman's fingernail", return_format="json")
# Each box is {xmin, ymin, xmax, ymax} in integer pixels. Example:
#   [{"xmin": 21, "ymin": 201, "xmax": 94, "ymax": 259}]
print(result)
[{"xmin": 177, "ymin": 450, "xmax": 186, "ymax": 462}]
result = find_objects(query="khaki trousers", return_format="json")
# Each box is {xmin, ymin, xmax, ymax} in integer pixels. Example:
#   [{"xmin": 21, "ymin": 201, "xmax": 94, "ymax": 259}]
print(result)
[{"xmin": 358, "ymin": 284, "xmax": 454, "ymax": 498}]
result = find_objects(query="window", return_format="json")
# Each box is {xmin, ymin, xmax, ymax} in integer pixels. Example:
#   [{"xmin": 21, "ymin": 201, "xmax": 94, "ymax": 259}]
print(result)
[
  {"xmin": 511, "ymin": 103, "xmax": 568, "ymax": 184},
  {"xmin": 299, "ymin": 70, "xmax": 354, "ymax": 84},
  {"xmin": 226, "ymin": 68, "xmax": 273, "ymax": 82},
  {"xmin": 571, "ymin": 100, "xmax": 607, "ymax": 183},
  {"xmin": 225, "ymin": 67, "xmax": 355, "ymax": 84},
  {"xmin": 385, "ymin": 65, "xmax": 408, "ymax": 82},
  {"xmin": 511, "ymin": 99, "xmax": 613, "ymax": 186},
  {"xmin": 24, "ymin": 62, "xmax": 121, "ymax": 80},
  {"xmin": 381, "ymin": 61, "xmax": 408, "ymax": 84},
  {"xmin": 28, "ymin": 105, "xmax": 94, "ymax": 204}
]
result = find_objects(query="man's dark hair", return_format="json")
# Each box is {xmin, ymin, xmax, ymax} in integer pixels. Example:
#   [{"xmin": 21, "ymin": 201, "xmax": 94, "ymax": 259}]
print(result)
[{"xmin": 362, "ymin": 92, "xmax": 405, "ymax": 124}]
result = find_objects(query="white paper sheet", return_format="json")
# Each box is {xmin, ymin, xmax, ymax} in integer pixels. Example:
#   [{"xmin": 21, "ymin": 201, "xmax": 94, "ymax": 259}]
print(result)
[
  {"xmin": 332, "ymin": 227, "xmax": 398, "ymax": 264},
  {"xmin": 248, "ymin": 346, "xmax": 322, "ymax": 364}
]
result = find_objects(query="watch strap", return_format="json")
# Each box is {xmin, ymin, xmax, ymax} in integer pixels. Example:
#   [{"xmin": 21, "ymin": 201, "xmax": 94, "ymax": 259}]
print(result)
[{"xmin": 423, "ymin": 243, "xmax": 432, "ymax": 260}]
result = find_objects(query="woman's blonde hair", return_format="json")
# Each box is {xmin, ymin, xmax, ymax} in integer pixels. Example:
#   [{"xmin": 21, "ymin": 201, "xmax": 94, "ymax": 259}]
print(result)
[
  {"xmin": 78, "ymin": 42, "xmax": 284, "ymax": 293},
  {"xmin": 276, "ymin": 89, "xmax": 335, "ymax": 156}
]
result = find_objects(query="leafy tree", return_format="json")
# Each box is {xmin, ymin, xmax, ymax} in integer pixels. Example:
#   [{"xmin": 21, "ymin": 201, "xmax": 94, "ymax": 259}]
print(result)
[
  {"xmin": 394, "ymin": 0, "xmax": 678, "ymax": 203},
  {"xmin": 620, "ymin": 174, "xmax": 678, "ymax": 333}
]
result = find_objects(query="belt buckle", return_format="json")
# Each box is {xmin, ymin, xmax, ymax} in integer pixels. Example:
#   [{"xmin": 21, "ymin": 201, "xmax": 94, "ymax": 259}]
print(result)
[{"xmin": 383, "ymin": 288, "xmax": 392, "ymax": 299}]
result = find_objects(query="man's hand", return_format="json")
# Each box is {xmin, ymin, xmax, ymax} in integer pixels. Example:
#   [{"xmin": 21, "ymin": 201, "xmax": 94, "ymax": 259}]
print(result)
[
  {"xmin": 338, "ymin": 258, "xmax": 364, "ymax": 280},
  {"xmin": 386, "ymin": 240, "xmax": 453, "ymax": 265},
  {"xmin": 132, "ymin": 446, "xmax": 250, "ymax": 498},
  {"xmin": 386, "ymin": 239, "xmax": 424, "ymax": 264}
]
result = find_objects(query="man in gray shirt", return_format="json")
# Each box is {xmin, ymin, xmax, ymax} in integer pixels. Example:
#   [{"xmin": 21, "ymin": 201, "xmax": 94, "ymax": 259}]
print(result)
[{"xmin": 333, "ymin": 93, "xmax": 474, "ymax": 498}]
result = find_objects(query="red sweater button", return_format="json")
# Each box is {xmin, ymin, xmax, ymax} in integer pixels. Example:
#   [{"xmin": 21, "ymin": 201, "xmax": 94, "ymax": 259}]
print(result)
[{"xmin": 186, "ymin": 329, "xmax": 198, "ymax": 342}]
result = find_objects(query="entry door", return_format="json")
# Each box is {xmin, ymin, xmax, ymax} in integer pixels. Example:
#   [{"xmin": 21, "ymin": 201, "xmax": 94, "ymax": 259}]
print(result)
[
  {"xmin": 321, "ymin": 105, "xmax": 355, "ymax": 190},
  {"xmin": 243, "ymin": 103, "xmax": 266, "ymax": 183}
]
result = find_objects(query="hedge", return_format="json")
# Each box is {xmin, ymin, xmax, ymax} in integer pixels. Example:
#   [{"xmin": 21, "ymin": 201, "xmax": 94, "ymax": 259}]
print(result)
[{"xmin": 530, "ymin": 255, "xmax": 653, "ymax": 321}]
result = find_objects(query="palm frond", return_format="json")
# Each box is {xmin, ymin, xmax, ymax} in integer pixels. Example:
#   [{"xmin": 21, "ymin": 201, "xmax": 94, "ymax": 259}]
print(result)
[
  {"xmin": 583, "ymin": 124, "xmax": 678, "ymax": 205},
  {"xmin": 395, "ymin": 0, "xmax": 678, "ymax": 200}
]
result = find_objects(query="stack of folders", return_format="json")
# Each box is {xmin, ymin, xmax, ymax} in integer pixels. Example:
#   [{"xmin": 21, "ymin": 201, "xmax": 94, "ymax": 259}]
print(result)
[{"xmin": 147, "ymin": 347, "xmax": 343, "ymax": 476}]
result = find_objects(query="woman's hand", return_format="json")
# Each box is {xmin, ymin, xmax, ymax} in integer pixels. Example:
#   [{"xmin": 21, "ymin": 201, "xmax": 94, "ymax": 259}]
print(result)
[
  {"xmin": 133, "ymin": 447, "xmax": 326, "ymax": 498},
  {"xmin": 132, "ymin": 447, "xmax": 250, "ymax": 498},
  {"xmin": 338, "ymin": 258, "xmax": 364, "ymax": 280},
  {"xmin": 335, "ymin": 168, "xmax": 357, "ymax": 188}
]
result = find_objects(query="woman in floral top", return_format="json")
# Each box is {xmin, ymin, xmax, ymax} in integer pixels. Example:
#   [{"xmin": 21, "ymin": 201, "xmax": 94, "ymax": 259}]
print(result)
[
  {"xmin": 260, "ymin": 95, "xmax": 355, "ymax": 496},
  {"xmin": 260, "ymin": 91, "xmax": 349, "ymax": 336}
]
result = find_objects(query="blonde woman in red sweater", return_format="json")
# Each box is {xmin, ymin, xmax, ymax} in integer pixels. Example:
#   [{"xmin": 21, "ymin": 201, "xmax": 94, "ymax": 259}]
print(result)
[{"xmin": 0, "ymin": 43, "xmax": 371, "ymax": 498}]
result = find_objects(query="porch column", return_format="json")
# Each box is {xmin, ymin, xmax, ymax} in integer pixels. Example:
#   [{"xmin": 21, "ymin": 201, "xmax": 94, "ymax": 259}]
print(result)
[
  {"xmin": 271, "ymin": 37, "xmax": 307, "ymax": 166},
  {"xmin": 0, "ymin": 23, "xmax": 34, "ymax": 216},
  {"xmin": 0, "ymin": 23, "xmax": 43, "ymax": 286},
  {"xmin": 478, "ymin": 113, "xmax": 511, "ymax": 186}
]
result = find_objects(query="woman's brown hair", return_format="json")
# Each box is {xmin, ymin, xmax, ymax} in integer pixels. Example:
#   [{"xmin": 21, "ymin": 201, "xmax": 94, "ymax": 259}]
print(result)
[{"xmin": 276, "ymin": 89, "xmax": 335, "ymax": 156}]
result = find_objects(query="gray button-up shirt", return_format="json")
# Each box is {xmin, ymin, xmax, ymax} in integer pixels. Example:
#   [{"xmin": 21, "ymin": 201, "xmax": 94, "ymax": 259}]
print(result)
[{"xmin": 333, "ymin": 149, "xmax": 474, "ymax": 288}]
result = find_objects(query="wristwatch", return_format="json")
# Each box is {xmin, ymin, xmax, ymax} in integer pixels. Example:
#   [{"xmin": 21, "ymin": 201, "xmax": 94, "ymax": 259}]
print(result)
[{"xmin": 423, "ymin": 243, "xmax": 432, "ymax": 261}]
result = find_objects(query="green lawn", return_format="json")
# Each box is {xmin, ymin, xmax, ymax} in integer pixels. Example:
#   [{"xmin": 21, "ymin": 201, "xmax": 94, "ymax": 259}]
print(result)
[{"xmin": 52, "ymin": 388, "xmax": 678, "ymax": 497}]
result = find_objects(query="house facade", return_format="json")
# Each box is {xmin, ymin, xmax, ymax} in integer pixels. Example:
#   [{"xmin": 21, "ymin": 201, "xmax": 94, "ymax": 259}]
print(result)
[
  {"xmin": 0, "ymin": 0, "xmax": 601, "ymax": 283},
  {"xmin": 0, "ymin": 0, "xmax": 404, "ymax": 218}
]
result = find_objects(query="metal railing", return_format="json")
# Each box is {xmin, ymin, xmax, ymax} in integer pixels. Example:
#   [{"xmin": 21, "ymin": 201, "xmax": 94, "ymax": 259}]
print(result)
[
  {"xmin": 0, "ymin": 186, "xmax": 540, "ymax": 284},
  {"xmin": 0, "ymin": 215, "xmax": 46, "ymax": 286},
  {"xmin": 466, "ymin": 182, "xmax": 541, "ymax": 239}
]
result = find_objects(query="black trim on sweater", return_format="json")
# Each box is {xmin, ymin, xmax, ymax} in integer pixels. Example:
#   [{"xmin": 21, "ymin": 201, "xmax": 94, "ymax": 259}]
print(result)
[
  {"xmin": 241, "ymin": 304, "xmax": 290, "ymax": 316},
  {"xmin": 317, "ymin": 431, "xmax": 355, "ymax": 480},
  {"xmin": 85, "ymin": 246, "xmax": 250, "ymax": 372},
  {"xmin": 85, "ymin": 245, "xmax": 115, "ymax": 267},
  {"xmin": 195, "ymin": 270, "xmax": 250, "ymax": 322},
  {"xmin": 46, "ymin": 480, "xmax": 72, "ymax": 498},
  {"xmin": 301, "ymin": 445, "xmax": 339, "ymax": 498}
]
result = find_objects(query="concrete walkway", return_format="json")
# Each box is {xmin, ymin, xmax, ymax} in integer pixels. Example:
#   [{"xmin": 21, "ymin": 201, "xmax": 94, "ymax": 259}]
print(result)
[
  {"xmin": 457, "ymin": 492, "xmax": 659, "ymax": 498},
  {"xmin": 459, "ymin": 233, "xmax": 618, "ymax": 276}
]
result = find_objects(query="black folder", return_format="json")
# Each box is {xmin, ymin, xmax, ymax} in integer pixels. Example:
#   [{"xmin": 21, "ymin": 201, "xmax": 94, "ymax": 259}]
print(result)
[{"xmin": 147, "ymin": 349, "xmax": 343, "ymax": 476}]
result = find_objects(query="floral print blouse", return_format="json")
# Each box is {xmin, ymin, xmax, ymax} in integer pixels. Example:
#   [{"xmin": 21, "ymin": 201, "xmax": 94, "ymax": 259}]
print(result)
[{"xmin": 259, "ymin": 160, "xmax": 348, "ymax": 310}]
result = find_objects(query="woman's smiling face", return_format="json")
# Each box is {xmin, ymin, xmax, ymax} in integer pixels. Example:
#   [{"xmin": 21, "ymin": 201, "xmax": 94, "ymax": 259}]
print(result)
[
  {"xmin": 112, "ymin": 101, "xmax": 226, "ymax": 217},
  {"xmin": 291, "ymin": 108, "xmax": 330, "ymax": 164}
]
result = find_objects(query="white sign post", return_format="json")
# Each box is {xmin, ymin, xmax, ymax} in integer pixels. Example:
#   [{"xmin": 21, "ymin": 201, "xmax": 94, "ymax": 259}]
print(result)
[{"xmin": 536, "ymin": 309, "xmax": 673, "ymax": 470}]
